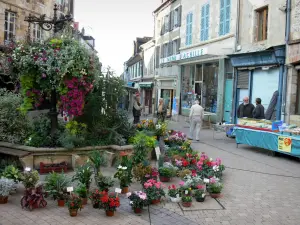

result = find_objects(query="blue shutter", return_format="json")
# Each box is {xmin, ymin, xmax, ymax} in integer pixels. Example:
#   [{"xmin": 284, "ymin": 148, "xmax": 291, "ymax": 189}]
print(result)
[
  {"xmin": 186, "ymin": 13, "xmax": 190, "ymax": 45},
  {"xmin": 205, "ymin": 4, "xmax": 210, "ymax": 40},
  {"xmin": 189, "ymin": 13, "xmax": 193, "ymax": 45},
  {"xmin": 200, "ymin": 6, "xmax": 205, "ymax": 41},
  {"xmin": 219, "ymin": 0, "xmax": 225, "ymax": 36},
  {"xmin": 225, "ymin": 0, "xmax": 231, "ymax": 34}
]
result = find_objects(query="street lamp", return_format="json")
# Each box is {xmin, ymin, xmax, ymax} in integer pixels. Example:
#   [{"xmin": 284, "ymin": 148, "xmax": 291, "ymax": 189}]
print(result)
[{"xmin": 24, "ymin": 4, "xmax": 73, "ymax": 135}]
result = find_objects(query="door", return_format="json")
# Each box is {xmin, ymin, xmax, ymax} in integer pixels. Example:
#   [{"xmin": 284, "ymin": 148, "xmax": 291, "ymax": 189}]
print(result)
[
  {"xmin": 223, "ymin": 79, "xmax": 233, "ymax": 122},
  {"xmin": 144, "ymin": 90, "xmax": 152, "ymax": 114}
]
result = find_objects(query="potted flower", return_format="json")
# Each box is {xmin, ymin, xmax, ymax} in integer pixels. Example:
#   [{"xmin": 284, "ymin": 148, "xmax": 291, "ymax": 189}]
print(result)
[
  {"xmin": 72, "ymin": 164, "xmax": 93, "ymax": 191},
  {"xmin": 0, "ymin": 178, "xmax": 14, "ymax": 204},
  {"xmin": 2, "ymin": 165, "xmax": 22, "ymax": 183},
  {"xmin": 158, "ymin": 167, "xmax": 173, "ymax": 182},
  {"xmin": 114, "ymin": 165, "xmax": 132, "ymax": 194},
  {"xmin": 181, "ymin": 195, "xmax": 192, "ymax": 207},
  {"xmin": 66, "ymin": 194, "xmax": 83, "ymax": 217},
  {"xmin": 75, "ymin": 183, "xmax": 88, "ymax": 205},
  {"xmin": 127, "ymin": 191, "xmax": 148, "ymax": 214},
  {"xmin": 21, "ymin": 169, "xmax": 40, "ymax": 190},
  {"xmin": 143, "ymin": 179, "xmax": 165, "ymax": 204},
  {"xmin": 100, "ymin": 192, "xmax": 120, "ymax": 217},
  {"xmin": 133, "ymin": 163, "xmax": 158, "ymax": 185},
  {"xmin": 194, "ymin": 185, "xmax": 206, "ymax": 202},
  {"xmin": 95, "ymin": 174, "xmax": 114, "ymax": 192},
  {"xmin": 89, "ymin": 189, "xmax": 106, "ymax": 208},
  {"xmin": 168, "ymin": 184, "xmax": 181, "ymax": 203},
  {"xmin": 44, "ymin": 172, "xmax": 71, "ymax": 207},
  {"xmin": 207, "ymin": 181, "xmax": 223, "ymax": 198}
]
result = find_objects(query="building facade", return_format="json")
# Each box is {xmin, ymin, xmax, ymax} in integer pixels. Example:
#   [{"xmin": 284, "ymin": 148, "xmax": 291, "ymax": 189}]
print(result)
[
  {"xmin": 229, "ymin": 0, "xmax": 286, "ymax": 122},
  {"xmin": 154, "ymin": 0, "xmax": 182, "ymax": 118}
]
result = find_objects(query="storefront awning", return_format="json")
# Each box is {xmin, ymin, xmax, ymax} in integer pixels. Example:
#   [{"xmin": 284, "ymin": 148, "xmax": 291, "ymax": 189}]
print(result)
[{"xmin": 139, "ymin": 82, "xmax": 153, "ymax": 88}]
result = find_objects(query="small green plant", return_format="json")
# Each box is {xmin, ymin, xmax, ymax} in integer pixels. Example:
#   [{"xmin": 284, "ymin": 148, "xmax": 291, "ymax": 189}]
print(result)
[
  {"xmin": 194, "ymin": 188, "xmax": 205, "ymax": 199},
  {"xmin": 1, "ymin": 165, "xmax": 22, "ymax": 183},
  {"xmin": 21, "ymin": 170, "xmax": 39, "ymax": 189},
  {"xmin": 95, "ymin": 174, "xmax": 114, "ymax": 192},
  {"xmin": 182, "ymin": 195, "xmax": 192, "ymax": 203},
  {"xmin": 0, "ymin": 178, "xmax": 14, "ymax": 197},
  {"xmin": 89, "ymin": 150, "xmax": 107, "ymax": 174},
  {"xmin": 44, "ymin": 172, "xmax": 71, "ymax": 200},
  {"xmin": 114, "ymin": 165, "xmax": 132, "ymax": 188},
  {"xmin": 207, "ymin": 182, "xmax": 223, "ymax": 194},
  {"xmin": 168, "ymin": 185, "xmax": 179, "ymax": 198},
  {"xmin": 67, "ymin": 194, "xmax": 83, "ymax": 210},
  {"xmin": 75, "ymin": 183, "xmax": 88, "ymax": 198},
  {"xmin": 72, "ymin": 163, "xmax": 93, "ymax": 190},
  {"xmin": 127, "ymin": 191, "xmax": 148, "ymax": 209},
  {"xmin": 158, "ymin": 167, "xmax": 174, "ymax": 178}
]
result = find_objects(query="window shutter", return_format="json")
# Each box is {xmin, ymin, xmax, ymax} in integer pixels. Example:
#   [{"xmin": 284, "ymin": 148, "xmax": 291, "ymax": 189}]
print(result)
[
  {"xmin": 177, "ymin": 38, "xmax": 181, "ymax": 54},
  {"xmin": 205, "ymin": 4, "xmax": 210, "ymax": 40},
  {"xmin": 178, "ymin": 5, "xmax": 182, "ymax": 27},
  {"xmin": 165, "ymin": 15, "xmax": 169, "ymax": 32},
  {"xmin": 237, "ymin": 70, "xmax": 249, "ymax": 88},
  {"xmin": 185, "ymin": 13, "xmax": 189, "ymax": 45},
  {"xmin": 170, "ymin": 11, "xmax": 174, "ymax": 31},
  {"xmin": 225, "ymin": 0, "xmax": 231, "ymax": 34},
  {"xmin": 200, "ymin": 6, "xmax": 205, "ymax": 41},
  {"xmin": 160, "ymin": 45, "xmax": 164, "ymax": 58},
  {"xmin": 156, "ymin": 46, "xmax": 160, "ymax": 68},
  {"xmin": 189, "ymin": 13, "xmax": 193, "ymax": 45},
  {"xmin": 219, "ymin": 0, "xmax": 225, "ymax": 36}
]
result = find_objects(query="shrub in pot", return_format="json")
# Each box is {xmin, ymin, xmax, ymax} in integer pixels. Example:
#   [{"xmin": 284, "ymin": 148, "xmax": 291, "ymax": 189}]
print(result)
[
  {"xmin": 67, "ymin": 194, "xmax": 83, "ymax": 217},
  {"xmin": 95, "ymin": 173, "xmax": 114, "ymax": 192},
  {"xmin": 44, "ymin": 172, "xmax": 71, "ymax": 207},
  {"xmin": 75, "ymin": 184, "xmax": 88, "ymax": 205},
  {"xmin": 168, "ymin": 184, "xmax": 181, "ymax": 203},
  {"xmin": 127, "ymin": 191, "xmax": 148, "ymax": 213},
  {"xmin": 21, "ymin": 170, "xmax": 39, "ymax": 189},
  {"xmin": 207, "ymin": 180, "xmax": 223, "ymax": 198},
  {"xmin": 2, "ymin": 165, "xmax": 22, "ymax": 183},
  {"xmin": 89, "ymin": 189, "xmax": 106, "ymax": 208},
  {"xmin": 158, "ymin": 167, "xmax": 173, "ymax": 182},
  {"xmin": 72, "ymin": 164, "xmax": 93, "ymax": 191},
  {"xmin": 0, "ymin": 178, "xmax": 14, "ymax": 204},
  {"xmin": 181, "ymin": 195, "xmax": 192, "ymax": 208},
  {"xmin": 100, "ymin": 192, "xmax": 120, "ymax": 217}
]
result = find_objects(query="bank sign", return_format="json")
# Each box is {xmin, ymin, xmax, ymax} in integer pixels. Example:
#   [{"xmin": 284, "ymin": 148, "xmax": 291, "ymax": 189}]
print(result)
[{"xmin": 160, "ymin": 47, "xmax": 208, "ymax": 64}]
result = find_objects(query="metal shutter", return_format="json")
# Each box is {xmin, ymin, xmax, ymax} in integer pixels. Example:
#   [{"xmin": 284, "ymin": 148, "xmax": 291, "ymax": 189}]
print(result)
[{"xmin": 237, "ymin": 70, "xmax": 249, "ymax": 89}]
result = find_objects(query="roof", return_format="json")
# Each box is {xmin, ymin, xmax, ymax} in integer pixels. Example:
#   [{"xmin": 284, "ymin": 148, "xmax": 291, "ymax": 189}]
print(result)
[{"xmin": 154, "ymin": 0, "xmax": 172, "ymax": 13}]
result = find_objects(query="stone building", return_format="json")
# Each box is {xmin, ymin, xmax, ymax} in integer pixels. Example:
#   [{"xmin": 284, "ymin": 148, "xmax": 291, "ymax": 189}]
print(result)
[
  {"xmin": 153, "ymin": 0, "xmax": 182, "ymax": 118},
  {"xmin": 228, "ymin": 0, "xmax": 287, "ymax": 122}
]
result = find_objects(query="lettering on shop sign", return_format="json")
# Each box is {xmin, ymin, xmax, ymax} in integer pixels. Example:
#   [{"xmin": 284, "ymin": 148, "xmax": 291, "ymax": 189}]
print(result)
[{"xmin": 180, "ymin": 48, "xmax": 208, "ymax": 60}]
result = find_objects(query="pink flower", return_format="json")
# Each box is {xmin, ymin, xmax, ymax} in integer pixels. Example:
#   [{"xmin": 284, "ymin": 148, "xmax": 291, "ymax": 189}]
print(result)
[
  {"xmin": 210, "ymin": 161, "xmax": 216, "ymax": 167},
  {"xmin": 179, "ymin": 181, "xmax": 185, "ymax": 186},
  {"xmin": 155, "ymin": 183, "xmax": 161, "ymax": 189},
  {"xmin": 197, "ymin": 185, "xmax": 205, "ymax": 189},
  {"xmin": 209, "ymin": 177, "xmax": 216, "ymax": 184}
]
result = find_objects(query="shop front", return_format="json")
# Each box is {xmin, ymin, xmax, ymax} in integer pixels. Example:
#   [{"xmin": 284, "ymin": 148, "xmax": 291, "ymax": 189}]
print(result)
[
  {"xmin": 156, "ymin": 79, "xmax": 177, "ymax": 118},
  {"xmin": 139, "ymin": 82, "xmax": 154, "ymax": 115},
  {"xmin": 229, "ymin": 46, "xmax": 286, "ymax": 123}
]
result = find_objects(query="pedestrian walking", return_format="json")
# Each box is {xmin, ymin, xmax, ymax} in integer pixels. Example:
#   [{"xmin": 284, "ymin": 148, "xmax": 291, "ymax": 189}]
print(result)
[
  {"xmin": 237, "ymin": 96, "xmax": 255, "ymax": 118},
  {"xmin": 157, "ymin": 98, "xmax": 167, "ymax": 122},
  {"xmin": 188, "ymin": 100, "xmax": 204, "ymax": 141},
  {"xmin": 133, "ymin": 95, "xmax": 143, "ymax": 124},
  {"xmin": 253, "ymin": 98, "xmax": 265, "ymax": 119}
]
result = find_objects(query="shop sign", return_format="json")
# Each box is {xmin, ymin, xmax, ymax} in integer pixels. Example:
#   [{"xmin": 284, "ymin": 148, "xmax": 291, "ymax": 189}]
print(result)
[
  {"xmin": 160, "ymin": 54, "xmax": 181, "ymax": 64},
  {"xmin": 180, "ymin": 48, "xmax": 208, "ymax": 60},
  {"xmin": 278, "ymin": 136, "xmax": 292, "ymax": 153}
]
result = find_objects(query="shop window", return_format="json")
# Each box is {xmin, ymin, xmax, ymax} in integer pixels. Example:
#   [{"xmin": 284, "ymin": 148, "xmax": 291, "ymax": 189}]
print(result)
[
  {"xmin": 256, "ymin": 6, "xmax": 268, "ymax": 41},
  {"xmin": 219, "ymin": 0, "xmax": 231, "ymax": 36},
  {"xmin": 200, "ymin": 3, "xmax": 210, "ymax": 41}
]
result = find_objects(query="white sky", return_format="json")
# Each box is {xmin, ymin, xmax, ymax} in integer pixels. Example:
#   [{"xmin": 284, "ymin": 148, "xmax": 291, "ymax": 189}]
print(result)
[{"xmin": 74, "ymin": 0, "xmax": 161, "ymax": 76}]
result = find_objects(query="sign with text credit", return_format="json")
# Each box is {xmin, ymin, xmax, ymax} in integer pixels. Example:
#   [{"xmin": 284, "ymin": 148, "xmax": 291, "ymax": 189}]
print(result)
[{"xmin": 278, "ymin": 136, "xmax": 292, "ymax": 153}]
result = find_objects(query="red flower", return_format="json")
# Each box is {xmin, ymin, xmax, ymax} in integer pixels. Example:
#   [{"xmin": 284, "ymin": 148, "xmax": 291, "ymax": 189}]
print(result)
[{"xmin": 182, "ymin": 160, "xmax": 189, "ymax": 167}]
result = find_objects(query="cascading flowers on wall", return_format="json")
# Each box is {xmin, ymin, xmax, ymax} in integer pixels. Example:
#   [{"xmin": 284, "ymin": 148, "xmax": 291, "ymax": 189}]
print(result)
[{"xmin": 9, "ymin": 38, "xmax": 99, "ymax": 117}]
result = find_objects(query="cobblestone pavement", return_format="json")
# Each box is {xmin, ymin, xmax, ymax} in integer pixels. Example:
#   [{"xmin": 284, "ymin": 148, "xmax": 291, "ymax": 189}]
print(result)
[{"xmin": 1, "ymin": 117, "xmax": 300, "ymax": 225}]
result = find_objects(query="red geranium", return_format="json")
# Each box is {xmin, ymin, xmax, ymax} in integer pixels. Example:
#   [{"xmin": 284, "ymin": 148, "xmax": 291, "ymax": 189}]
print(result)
[{"xmin": 100, "ymin": 192, "xmax": 120, "ymax": 211}]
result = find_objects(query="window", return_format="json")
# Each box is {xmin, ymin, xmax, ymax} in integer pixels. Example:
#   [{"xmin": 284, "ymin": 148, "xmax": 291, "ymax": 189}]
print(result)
[
  {"xmin": 174, "ymin": 9, "xmax": 178, "ymax": 27},
  {"xmin": 32, "ymin": 23, "xmax": 43, "ymax": 41},
  {"xmin": 163, "ymin": 43, "xmax": 168, "ymax": 58},
  {"xmin": 172, "ymin": 40, "xmax": 177, "ymax": 55},
  {"xmin": 185, "ymin": 12, "xmax": 193, "ymax": 46},
  {"xmin": 201, "ymin": 4, "xmax": 210, "ymax": 41},
  {"xmin": 219, "ymin": 0, "xmax": 231, "ymax": 36},
  {"xmin": 155, "ymin": 46, "xmax": 160, "ymax": 68},
  {"xmin": 164, "ymin": 15, "xmax": 169, "ymax": 32},
  {"xmin": 256, "ymin": 7, "xmax": 268, "ymax": 41},
  {"xmin": 4, "ymin": 11, "xmax": 16, "ymax": 42}
]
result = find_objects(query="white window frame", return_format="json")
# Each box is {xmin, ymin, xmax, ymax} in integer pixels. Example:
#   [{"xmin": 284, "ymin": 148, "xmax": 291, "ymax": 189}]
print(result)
[
  {"xmin": 32, "ymin": 23, "xmax": 43, "ymax": 41},
  {"xmin": 174, "ymin": 8, "xmax": 179, "ymax": 28},
  {"xmin": 164, "ymin": 15, "xmax": 169, "ymax": 31},
  {"xmin": 4, "ymin": 11, "xmax": 16, "ymax": 42}
]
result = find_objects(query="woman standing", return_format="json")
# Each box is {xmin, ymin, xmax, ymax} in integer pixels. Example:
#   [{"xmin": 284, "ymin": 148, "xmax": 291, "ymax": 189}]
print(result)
[
  {"xmin": 133, "ymin": 95, "xmax": 143, "ymax": 124},
  {"xmin": 157, "ymin": 98, "xmax": 167, "ymax": 122}
]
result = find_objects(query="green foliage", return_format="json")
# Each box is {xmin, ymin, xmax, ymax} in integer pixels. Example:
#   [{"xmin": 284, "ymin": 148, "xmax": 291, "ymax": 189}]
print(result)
[
  {"xmin": 75, "ymin": 183, "xmax": 88, "ymax": 198},
  {"xmin": 114, "ymin": 165, "xmax": 132, "ymax": 188},
  {"xmin": 0, "ymin": 89, "xmax": 30, "ymax": 144},
  {"xmin": 207, "ymin": 182, "xmax": 223, "ymax": 194},
  {"xmin": 1, "ymin": 165, "xmax": 22, "ymax": 183},
  {"xmin": 94, "ymin": 174, "xmax": 114, "ymax": 192},
  {"xmin": 44, "ymin": 172, "xmax": 71, "ymax": 200},
  {"xmin": 59, "ymin": 121, "xmax": 87, "ymax": 149},
  {"xmin": 72, "ymin": 164, "xmax": 93, "ymax": 190},
  {"xmin": 21, "ymin": 170, "xmax": 39, "ymax": 189},
  {"xmin": 158, "ymin": 167, "xmax": 176, "ymax": 178},
  {"xmin": 89, "ymin": 150, "xmax": 108, "ymax": 174},
  {"xmin": 182, "ymin": 195, "xmax": 192, "ymax": 203}
]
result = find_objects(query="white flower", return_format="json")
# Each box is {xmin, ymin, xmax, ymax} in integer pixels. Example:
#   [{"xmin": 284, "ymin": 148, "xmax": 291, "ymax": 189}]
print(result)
[
  {"xmin": 213, "ymin": 165, "xmax": 219, "ymax": 172},
  {"xmin": 25, "ymin": 167, "xmax": 31, "ymax": 172},
  {"xmin": 203, "ymin": 178, "xmax": 209, "ymax": 183},
  {"xmin": 118, "ymin": 165, "xmax": 122, "ymax": 169},
  {"xmin": 209, "ymin": 158, "xmax": 213, "ymax": 162},
  {"xmin": 202, "ymin": 194, "xmax": 206, "ymax": 198},
  {"xmin": 129, "ymin": 201, "xmax": 133, "ymax": 205},
  {"xmin": 122, "ymin": 167, "xmax": 127, "ymax": 170},
  {"xmin": 29, "ymin": 178, "xmax": 32, "ymax": 182}
]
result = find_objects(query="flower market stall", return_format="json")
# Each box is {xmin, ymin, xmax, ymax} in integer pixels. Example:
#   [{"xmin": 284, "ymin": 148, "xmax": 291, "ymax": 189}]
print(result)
[{"xmin": 234, "ymin": 118, "xmax": 300, "ymax": 157}]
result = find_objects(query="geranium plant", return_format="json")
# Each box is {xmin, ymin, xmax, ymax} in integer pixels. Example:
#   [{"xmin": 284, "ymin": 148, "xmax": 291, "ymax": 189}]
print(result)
[
  {"xmin": 127, "ymin": 191, "xmax": 148, "ymax": 210},
  {"xmin": 100, "ymin": 192, "xmax": 120, "ymax": 212},
  {"xmin": 143, "ymin": 179, "xmax": 165, "ymax": 201},
  {"xmin": 168, "ymin": 184, "xmax": 180, "ymax": 198},
  {"xmin": 66, "ymin": 194, "xmax": 83, "ymax": 210},
  {"xmin": 89, "ymin": 189, "xmax": 107, "ymax": 208}
]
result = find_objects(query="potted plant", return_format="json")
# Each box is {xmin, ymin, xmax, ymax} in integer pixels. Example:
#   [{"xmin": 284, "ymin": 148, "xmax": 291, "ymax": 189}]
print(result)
[
  {"xmin": 44, "ymin": 172, "xmax": 71, "ymax": 207},
  {"xmin": 0, "ymin": 178, "xmax": 14, "ymax": 204},
  {"xmin": 89, "ymin": 150, "xmax": 108, "ymax": 175},
  {"xmin": 100, "ymin": 192, "xmax": 120, "ymax": 217},
  {"xmin": 143, "ymin": 179, "xmax": 165, "ymax": 204},
  {"xmin": 114, "ymin": 165, "xmax": 132, "ymax": 194},
  {"xmin": 132, "ymin": 163, "xmax": 158, "ymax": 185},
  {"xmin": 127, "ymin": 191, "xmax": 148, "ymax": 214},
  {"xmin": 181, "ymin": 195, "xmax": 192, "ymax": 207},
  {"xmin": 194, "ymin": 185, "xmax": 206, "ymax": 202},
  {"xmin": 158, "ymin": 167, "xmax": 173, "ymax": 182},
  {"xmin": 168, "ymin": 184, "xmax": 181, "ymax": 203},
  {"xmin": 75, "ymin": 183, "xmax": 88, "ymax": 205},
  {"xmin": 21, "ymin": 169, "xmax": 40, "ymax": 189},
  {"xmin": 66, "ymin": 194, "xmax": 83, "ymax": 217},
  {"xmin": 72, "ymin": 164, "xmax": 93, "ymax": 191},
  {"xmin": 95, "ymin": 174, "xmax": 114, "ymax": 192},
  {"xmin": 207, "ymin": 181, "xmax": 223, "ymax": 198},
  {"xmin": 1, "ymin": 165, "xmax": 22, "ymax": 183},
  {"xmin": 89, "ymin": 189, "xmax": 106, "ymax": 208}
]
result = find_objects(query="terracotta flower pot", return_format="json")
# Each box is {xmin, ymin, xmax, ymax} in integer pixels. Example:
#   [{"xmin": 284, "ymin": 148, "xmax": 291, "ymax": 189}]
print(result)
[
  {"xmin": 210, "ymin": 193, "xmax": 221, "ymax": 198},
  {"xmin": 121, "ymin": 186, "xmax": 129, "ymax": 194},
  {"xmin": 0, "ymin": 196, "xmax": 8, "ymax": 204},
  {"xmin": 57, "ymin": 199, "xmax": 65, "ymax": 207},
  {"xmin": 69, "ymin": 209, "xmax": 78, "ymax": 217},
  {"xmin": 195, "ymin": 197, "xmax": 205, "ymax": 202},
  {"xmin": 134, "ymin": 208, "xmax": 142, "ymax": 214},
  {"xmin": 159, "ymin": 176, "xmax": 171, "ymax": 182},
  {"xmin": 82, "ymin": 198, "xmax": 88, "ymax": 205},
  {"xmin": 151, "ymin": 199, "xmax": 161, "ymax": 204},
  {"xmin": 106, "ymin": 210, "xmax": 115, "ymax": 217},
  {"xmin": 182, "ymin": 202, "xmax": 192, "ymax": 207}
]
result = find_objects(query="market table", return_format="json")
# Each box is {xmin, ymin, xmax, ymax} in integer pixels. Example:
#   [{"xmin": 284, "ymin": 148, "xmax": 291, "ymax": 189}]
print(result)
[{"xmin": 234, "ymin": 127, "xmax": 300, "ymax": 157}]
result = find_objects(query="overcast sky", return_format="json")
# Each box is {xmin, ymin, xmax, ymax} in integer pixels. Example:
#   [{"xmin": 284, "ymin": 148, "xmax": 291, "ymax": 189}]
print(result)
[{"xmin": 74, "ymin": 0, "xmax": 161, "ymax": 76}]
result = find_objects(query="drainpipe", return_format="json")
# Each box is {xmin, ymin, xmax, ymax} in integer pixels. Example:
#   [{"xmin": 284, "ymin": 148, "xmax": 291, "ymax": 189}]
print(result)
[
  {"xmin": 234, "ymin": 0, "xmax": 240, "ymax": 51},
  {"xmin": 282, "ymin": 0, "xmax": 291, "ymax": 122}
]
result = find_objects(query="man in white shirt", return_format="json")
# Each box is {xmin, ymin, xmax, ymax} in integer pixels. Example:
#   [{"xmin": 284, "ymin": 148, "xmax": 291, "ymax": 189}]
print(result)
[{"xmin": 188, "ymin": 100, "xmax": 204, "ymax": 141}]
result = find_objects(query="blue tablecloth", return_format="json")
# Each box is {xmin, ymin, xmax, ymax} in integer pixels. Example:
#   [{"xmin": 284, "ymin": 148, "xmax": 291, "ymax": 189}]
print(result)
[{"xmin": 233, "ymin": 127, "xmax": 300, "ymax": 157}]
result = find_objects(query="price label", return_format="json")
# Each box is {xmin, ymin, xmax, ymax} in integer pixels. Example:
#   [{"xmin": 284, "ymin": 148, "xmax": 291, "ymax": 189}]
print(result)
[
  {"xmin": 67, "ymin": 187, "xmax": 74, "ymax": 192},
  {"xmin": 185, "ymin": 190, "xmax": 188, "ymax": 194},
  {"xmin": 115, "ymin": 188, "xmax": 122, "ymax": 193}
]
